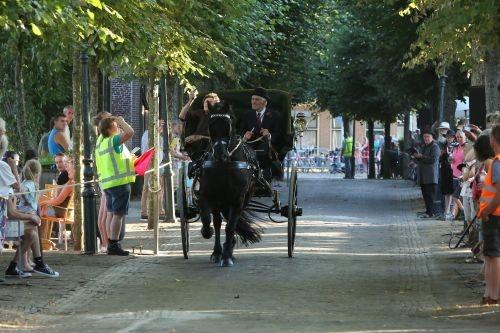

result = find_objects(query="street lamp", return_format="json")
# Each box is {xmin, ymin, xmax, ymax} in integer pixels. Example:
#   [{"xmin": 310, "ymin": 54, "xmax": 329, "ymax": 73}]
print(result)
[
  {"xmin": 81, "ymin": 51, "xmax": 97, "ymax": 254},
  {"xmin": 294, "ymin": 112, "xmax": 308, "ymax": 133},
  {"xmin": 438, "ymin": 73, "xmax": 447, "ymax": 123}
]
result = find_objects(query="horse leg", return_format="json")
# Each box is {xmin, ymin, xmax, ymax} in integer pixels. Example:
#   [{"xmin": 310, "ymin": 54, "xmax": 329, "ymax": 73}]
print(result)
[
  {"xmin": 199, "ymin": 199, "xmax": 213, "ymax": 239},
  {"xmin": 210, "ymin": 211, "xmax": 223, "ymax": 263},
  {"xmin": 221, "ymin": 207, "xmax": 240, "ymax": 267}
]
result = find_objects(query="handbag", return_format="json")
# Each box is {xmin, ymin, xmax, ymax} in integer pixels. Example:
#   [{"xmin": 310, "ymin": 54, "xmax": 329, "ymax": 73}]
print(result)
[{"xmin": 472, "ymin": 165, "xmax": 484, "ymax": 202}]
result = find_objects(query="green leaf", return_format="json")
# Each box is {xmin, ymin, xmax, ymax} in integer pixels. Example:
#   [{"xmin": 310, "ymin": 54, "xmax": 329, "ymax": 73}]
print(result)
[
  {"xmin": 86, "ymin": 0, "xmax": 103, "ymax": 10},
  {"xmin": 30, "ymin": 23, "xmax": 42, "ymax": 36},
  {"xmin": 87, "ymin": 9, "xmax": 95, "ymax": 21}
]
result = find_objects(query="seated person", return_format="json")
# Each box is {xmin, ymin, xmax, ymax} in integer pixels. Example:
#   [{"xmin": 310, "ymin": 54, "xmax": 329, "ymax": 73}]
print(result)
[
  {"xmin": 39, "ymin": 160, "xmax": 74, "ymax": 242},
  {"xmin": 2, "ymin": 150, "xmax": 20, "ymax": 184},
  {"xmin": 179, "ymin": 91, "xmax": 220, "ymax": 161},
  {"xmin": 54, "ymin": 153, "xmax": 69, "ymax": 185},
  {"xmin": 240, "ymin": 87, "xmax": 282, "ymax": 181},
  {"xmin": 0, "ymin": 160, "xmax": 59, "ymax": 278}
]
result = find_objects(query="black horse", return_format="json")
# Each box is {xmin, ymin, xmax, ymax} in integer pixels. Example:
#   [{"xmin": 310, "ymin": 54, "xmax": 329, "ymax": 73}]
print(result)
[{"xmin": 198, "ymin": 101, "xmax": 262, "ymax": 267}]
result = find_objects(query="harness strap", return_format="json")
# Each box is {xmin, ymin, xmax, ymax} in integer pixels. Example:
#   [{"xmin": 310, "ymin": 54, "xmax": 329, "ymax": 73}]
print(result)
[
  {"xmin": 228, "ymin": 138, "xmax": 243, "ymax": 157},
  {"xmin": 203, "ymin": 161, "xmax": 250, "ymax": 170}
]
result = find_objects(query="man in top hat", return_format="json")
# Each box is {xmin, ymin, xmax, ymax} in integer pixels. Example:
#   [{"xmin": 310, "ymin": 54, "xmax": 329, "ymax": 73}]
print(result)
[{"xmin": 240, "ymin": 87, "xmax": 282, "ymax": 181}]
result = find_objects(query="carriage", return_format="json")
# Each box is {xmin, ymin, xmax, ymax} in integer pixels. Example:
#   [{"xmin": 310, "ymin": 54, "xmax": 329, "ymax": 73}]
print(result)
[{"xmin": 176, "ymin": 89, "xmax": 303, "ymax": 261}]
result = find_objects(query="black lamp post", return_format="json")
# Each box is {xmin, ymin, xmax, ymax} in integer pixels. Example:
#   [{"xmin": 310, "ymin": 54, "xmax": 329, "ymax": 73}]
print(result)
[
  {"xmin": 438, "ymin": 73, "xmax": 447, "ymax": 123},
  {"xmin": 81, "ymin": 51, "xmax": 97, "ymax": 254}
]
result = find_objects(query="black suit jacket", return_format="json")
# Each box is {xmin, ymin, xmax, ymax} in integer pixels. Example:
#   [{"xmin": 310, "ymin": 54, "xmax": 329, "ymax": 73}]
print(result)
[{"xmin": 239, "ymin": 109, "xmax": 281, "ymax": 146}]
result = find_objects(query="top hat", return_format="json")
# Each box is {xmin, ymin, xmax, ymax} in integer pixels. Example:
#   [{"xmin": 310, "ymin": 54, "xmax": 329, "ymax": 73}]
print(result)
[{"xmin": 252, "ymin": 87, "xmax": 270, "ymax": 102}]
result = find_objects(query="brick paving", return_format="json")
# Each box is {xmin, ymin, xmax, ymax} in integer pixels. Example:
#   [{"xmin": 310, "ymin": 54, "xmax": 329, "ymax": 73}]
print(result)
[{"xmin": 0, "ymin": 177, "xmax": 498, "ymax": 332}]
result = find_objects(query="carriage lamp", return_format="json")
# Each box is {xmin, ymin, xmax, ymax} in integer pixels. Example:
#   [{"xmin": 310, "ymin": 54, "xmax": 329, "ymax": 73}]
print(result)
[{"xmin": 294, "ymin": 112, "xmax": 307, "ymax": 133}]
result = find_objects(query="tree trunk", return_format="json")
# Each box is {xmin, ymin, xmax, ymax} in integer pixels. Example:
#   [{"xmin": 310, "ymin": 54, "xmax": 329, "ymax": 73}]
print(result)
[
  {"xmin": 162, "ymin": 74, "xmax": 176, "ymax": 222},
  {"xmin": 177, "ymin": 81, "xmax": 184, "ymax": 116},
  {"xmin": 13, "ymin": 39, "xmax": 31, "ymax": 151},
  {"xmin": 147, "ymin": 67, "xmax": 159, "ymax": 235},
  {"xmin": 401, "ymin": 111, "xmax": 411, "ymax": 179},
  {"xmin": 351, "ymin": 119, "xmax": 356, "ymax": 178},
  {"xmin": 381, "ymin": 121, "xmax": 392, "ymax": 179},
  {"xmin": 343, "ymin": 116, "xmax": 351, "ymax": 137},
  {"xmin": 471, "ymin": 62, "xmax": 485, "ymax": 87},
  {"xmin": 484, "ymin": 49, "xmax": 500, "ymax": 116},
  {"xmin": 72, "ymin": 50, "xmax": 83, "ymax": 251},
  {"xmin": 367, "ymin": 120, "xmax": 375, "ymax": 179},
  {"xmin": 172, "ymin": 77, "xmax": 180, "ymax": 116},
  {"xmin": 443, "ymin": 71, "xmax": 457, "ymax": 126}
]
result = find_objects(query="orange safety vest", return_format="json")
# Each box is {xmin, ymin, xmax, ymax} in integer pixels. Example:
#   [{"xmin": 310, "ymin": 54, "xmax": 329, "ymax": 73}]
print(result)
[{"xmin": 478, "ymin": 154, "xmax": 500, "ymax": 216}]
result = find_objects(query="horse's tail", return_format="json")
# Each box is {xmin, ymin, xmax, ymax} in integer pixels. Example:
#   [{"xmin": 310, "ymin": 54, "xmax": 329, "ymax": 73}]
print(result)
[{"xmin": 235, "ymin": 209, "xmax": 263, "ymax": 245}]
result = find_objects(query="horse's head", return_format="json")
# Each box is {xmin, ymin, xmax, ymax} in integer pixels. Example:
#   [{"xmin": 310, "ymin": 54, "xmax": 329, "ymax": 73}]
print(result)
[{"xmin": 208, "ymin": 101, "xmax": 232, "ymax": 162}]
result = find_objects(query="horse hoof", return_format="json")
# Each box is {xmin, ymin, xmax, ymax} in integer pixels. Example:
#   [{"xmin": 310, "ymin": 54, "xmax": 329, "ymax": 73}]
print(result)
[
  {"xmin": 220, "ymin": 258, "xmax": 234, "ymax": 267},
  {"xmin": 210, "ymin": 254, "xmax": 221, "ymax": 264},
  {"xmin": 200, "ymin": 226, "xmax": 214, "ymax": 239}
]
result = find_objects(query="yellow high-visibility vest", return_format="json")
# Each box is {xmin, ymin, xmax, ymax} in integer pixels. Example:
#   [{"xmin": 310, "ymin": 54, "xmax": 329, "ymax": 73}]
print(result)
[
  {"xmin": 479, "ymin": 154, "xmax": 500, "ymax": 216},
  {"xmin": 95, "ymin": 135, "xmax": 136, "ymax": 190},
  {"xmin": 343, "ymin": 137, "xmax": 353, "ymax": 157}
]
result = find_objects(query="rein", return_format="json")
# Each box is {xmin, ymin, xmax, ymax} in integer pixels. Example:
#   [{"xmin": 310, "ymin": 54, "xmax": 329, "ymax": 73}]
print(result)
[
  {"xmin": 245, "ymin": 135, "xmax": 265, "ymax": 144},
  {"xmin": 228, "ymin": 138, "xmax": 243, "ymax": 156}
]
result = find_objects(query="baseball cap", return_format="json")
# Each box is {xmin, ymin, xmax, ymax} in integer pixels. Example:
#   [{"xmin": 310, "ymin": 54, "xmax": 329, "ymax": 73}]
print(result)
[{"xmin": 438, "ymin": 122, "xmax": 451, "ymax": 130}]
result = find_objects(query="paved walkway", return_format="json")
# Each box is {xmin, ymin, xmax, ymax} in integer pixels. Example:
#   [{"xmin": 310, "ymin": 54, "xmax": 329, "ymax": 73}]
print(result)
[{"xmin": 0, "ymin": 177, "xmax": 498, "ymax": 332}]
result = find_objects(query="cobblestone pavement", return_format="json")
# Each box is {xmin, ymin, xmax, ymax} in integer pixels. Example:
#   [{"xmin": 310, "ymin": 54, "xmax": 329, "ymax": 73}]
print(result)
[{"xmin": 1, "ymin": 176, "xmax": 499, "ymax": 332}]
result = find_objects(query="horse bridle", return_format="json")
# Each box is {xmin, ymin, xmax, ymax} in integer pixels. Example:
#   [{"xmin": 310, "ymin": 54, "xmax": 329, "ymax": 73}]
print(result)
[
  {"xmin": 208, "ymin": 113, "xmax": 232, "ymax": 151},
  {"xmin": 205, "ymin": 113, "xmax": 249, "ymax": 169}
]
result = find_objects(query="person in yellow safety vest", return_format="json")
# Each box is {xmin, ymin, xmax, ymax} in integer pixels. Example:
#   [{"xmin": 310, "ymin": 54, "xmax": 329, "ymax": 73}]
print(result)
[
  {"xmin": 478, "ymin": 124, "xmax": 500, "ymax": 306},
  {"xmin": 95, "ymin": 116, "xmax": 135, "ymax": 256},
  {"xmin": 342, "ymin": 135, "xmax": 353, "ymax": 179}
]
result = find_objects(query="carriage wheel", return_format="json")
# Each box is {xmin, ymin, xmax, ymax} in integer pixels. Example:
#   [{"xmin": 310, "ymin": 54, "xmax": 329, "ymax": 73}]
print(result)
[
  {"xmin": 178, "ymin": 163, "xmax": 190, "ymax": 259},
  {"xmin": 287, "ymin": 167, "xmax": 298, "ymax": 258}
]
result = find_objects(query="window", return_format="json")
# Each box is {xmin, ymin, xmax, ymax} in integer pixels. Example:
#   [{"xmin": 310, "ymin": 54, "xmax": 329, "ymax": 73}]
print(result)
[
  {"xmin": 373, "ymin": 121, "xmax": 384, "ymax": 137},
  {"xmin": 301, "ymin": 130, "xmax": 317, "ymax": 148},
  {"xmin": 308, "ymin": 116, "xmax": 318, "ymax": 129},
  {"xmin": 331, "ymin": 116, "xmax": 343, "ymax": 149},
  {"xmin": 294, "ymin": 112, "xmax": 318, "ymax": 149}
]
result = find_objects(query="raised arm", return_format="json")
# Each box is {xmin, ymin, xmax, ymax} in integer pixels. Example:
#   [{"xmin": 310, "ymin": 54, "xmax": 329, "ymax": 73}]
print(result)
[
  {"xmin": 179, "ymin": 91, "xmax": 197, "ymax": 121},
  {"xmin": 116, "ymin": 116, "xmax": 134, "ymax": 144}
]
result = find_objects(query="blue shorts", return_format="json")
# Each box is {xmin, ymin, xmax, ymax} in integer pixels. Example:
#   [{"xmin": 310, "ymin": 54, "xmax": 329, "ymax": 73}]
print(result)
[{"xmin": 104, "ymin": 184, "xmax": 131, "ymax": 215}]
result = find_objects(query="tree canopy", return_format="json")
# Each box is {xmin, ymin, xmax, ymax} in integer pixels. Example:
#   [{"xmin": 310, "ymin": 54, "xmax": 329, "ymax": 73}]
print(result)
[{"xmin": 0, "ymin": 0, "xmax": 497, "ymax": 152}]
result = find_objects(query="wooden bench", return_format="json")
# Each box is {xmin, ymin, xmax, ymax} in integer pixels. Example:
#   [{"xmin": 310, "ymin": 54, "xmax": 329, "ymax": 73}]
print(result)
[{"xmin": 39, "ymin": 184, "xmax": 74, "ymax": 251}]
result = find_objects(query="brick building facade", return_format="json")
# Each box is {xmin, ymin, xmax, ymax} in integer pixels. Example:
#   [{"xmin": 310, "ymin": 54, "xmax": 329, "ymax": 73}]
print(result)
[
  {"xmin": 295, "ymin": 106, "xmax": 402, "ymax": 153},
  {"xmin": 109, "ymin": 77, "xmax": 144, "ymax": 150}
]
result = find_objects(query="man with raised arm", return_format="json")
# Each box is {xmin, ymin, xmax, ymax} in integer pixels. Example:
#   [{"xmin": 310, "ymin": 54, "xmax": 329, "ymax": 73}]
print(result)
[
  {"xmin": 95, "ymin": 116, "xmax": 135, "ymax": 256},
  {"xmin": 179, "ymin": 91, "xmax": 220, "ymax": 161}
]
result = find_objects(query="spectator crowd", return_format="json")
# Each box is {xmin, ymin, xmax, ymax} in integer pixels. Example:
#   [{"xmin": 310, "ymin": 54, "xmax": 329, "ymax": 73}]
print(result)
[
  {"xmin": 0, "ymin": 101, "xmax": 498, "ymax": 306},
  {"xmin": 0, "ymin": 101, "xmax": 190, "ymax": 279},
  {"xmin": 413, "ymin": 120, "xmax": 500, "ymax": 306}
]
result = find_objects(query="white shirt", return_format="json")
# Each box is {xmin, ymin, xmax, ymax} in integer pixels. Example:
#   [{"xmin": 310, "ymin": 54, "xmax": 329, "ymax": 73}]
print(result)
[
  {"xmin": 64, "ymin": 124, "xmax": 73, "ymax": 150},
  {"xmin": 256, "ymin": 108, "xmax": 266, "ymax": 123},
  {"xmin": 141, "ymin": 130, "xmax": 164, "ymax": 162}
]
